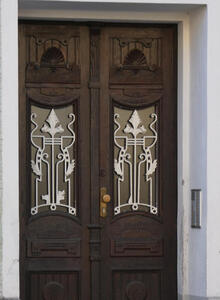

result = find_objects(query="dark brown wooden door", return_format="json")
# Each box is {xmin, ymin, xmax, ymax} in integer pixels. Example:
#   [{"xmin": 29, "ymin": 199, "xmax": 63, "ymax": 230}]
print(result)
[
  {"xmin": 19, "ymin": 22, "xmax": 177, "ymax": 300},
  {"xmin": 98, "ymin": 26, "xmax": 177, "ymax": 300}
]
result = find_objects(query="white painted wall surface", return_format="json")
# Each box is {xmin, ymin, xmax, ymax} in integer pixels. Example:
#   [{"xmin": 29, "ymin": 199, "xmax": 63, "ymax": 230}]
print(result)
[
  {"xmin": 2, "ymin": 0, "xmax": 220, "ymax": 299},
  {"xmin": 188, "ymin": 6, "xmax": 207, "ymax": 297},
  {"xmin": 206, "ymin": 1, "xmax": 220, "ymax": 298},
  {"xmin": 1, "ymin": 0, "xmax": 19, "ymax": 298}
]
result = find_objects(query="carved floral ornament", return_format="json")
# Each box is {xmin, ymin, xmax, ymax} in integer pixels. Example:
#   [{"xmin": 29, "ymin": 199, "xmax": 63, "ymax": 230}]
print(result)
[
  {"xmin": 31, "ymin": 108, "xmax": 76, "ymax": 215},
  {"xmin": 114, "ymin": 109, "xmax": 158, "ymax": 215}
]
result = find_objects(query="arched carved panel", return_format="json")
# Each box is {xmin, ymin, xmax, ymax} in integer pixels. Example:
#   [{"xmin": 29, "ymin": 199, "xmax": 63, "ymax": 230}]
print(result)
[
  {"xmin": 27, "ymin": 88, "xmax": 79, "ymax": 106},
  {"xmin": 110, "ymin": 91, "xmax": 162, "ymax": 107},
  {"xmin": 27, "ymin": 215, "xmax": 81, "ymax": 258}
]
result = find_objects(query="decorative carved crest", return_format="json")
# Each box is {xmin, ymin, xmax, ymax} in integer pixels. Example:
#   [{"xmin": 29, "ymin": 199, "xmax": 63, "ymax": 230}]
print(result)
[
  {"xmin": 26, "ymin": 36, "xmax": 80, "ymax": 83},
  {"xmin": 124, "ymin": 49, "xmax": 147, "ymax": 66},
  {"xmin": 41, "ymin": 47, "xmax": 65, "ymax": 66},
  {"xmin": 110, "ymin": 37, "xmax": 162, "ymax": 83}
]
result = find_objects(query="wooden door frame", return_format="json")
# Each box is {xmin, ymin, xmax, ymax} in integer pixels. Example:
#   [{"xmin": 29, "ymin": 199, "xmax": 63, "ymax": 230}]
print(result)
[{"xmin": 18, "ymin": 21, "xmax": 177, "ymax": 300}]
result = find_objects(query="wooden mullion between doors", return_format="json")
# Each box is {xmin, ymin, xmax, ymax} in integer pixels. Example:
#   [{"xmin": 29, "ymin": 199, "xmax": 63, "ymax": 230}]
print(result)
[
  {"xmin": 89, "ymin": 27, "xmax": 102, "ymax": 300},
  {"xmin": 79, "ymin": 25, "xmax": 91, "ymax": 300},
  {"xmin": 99, "ymin": 27, "xmax": 113, "ymax": 300}
]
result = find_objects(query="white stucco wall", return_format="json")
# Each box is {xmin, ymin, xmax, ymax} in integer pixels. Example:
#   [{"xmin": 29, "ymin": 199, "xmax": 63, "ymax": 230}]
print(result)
[
  {"xmin": 1, "ymin": 0, "xmax": 19, "ymax": 298},
  {"xmin": 2, "ymin": 0, "xmax": 220, "ymax": 299},
  {"xmin": 206, "ymin": 2, "xmax": 220, "ymax": 298},
  {"xmin": 188, "ymin": 6, "xmax": 207, "ymax": 298},
  {"xmin": 0, "ymin": 0, "xmax": 2, "ymax": 298}
]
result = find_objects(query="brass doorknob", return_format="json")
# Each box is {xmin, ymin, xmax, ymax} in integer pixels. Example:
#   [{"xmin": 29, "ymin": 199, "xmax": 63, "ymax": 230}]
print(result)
[
  {"xmin": 100, "ymin": 188, "xmax": 111, "ymax": 218},
  {"xmin": 103, "ymin": 194, "xmax": 111, "ymax": 203}
]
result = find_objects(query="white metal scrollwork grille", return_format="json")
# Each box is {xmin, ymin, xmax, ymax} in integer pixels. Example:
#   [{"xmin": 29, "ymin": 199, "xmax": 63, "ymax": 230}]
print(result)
[
  {"xmin": 114, "ymin": 108, "xmax": 158, "ymax": 215},
  {"xmin": 30, "ymin": 107, "xmax": 76, "ymax": 215}
]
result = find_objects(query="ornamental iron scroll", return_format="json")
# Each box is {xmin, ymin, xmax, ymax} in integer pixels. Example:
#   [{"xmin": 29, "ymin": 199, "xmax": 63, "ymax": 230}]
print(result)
[
  {"xmin": 114, "ymin": 108, "xmax": 158, "ymax": 215},
  {"xmin": 30, "ymin": 107, "xmax": 76, "ymax": 215}
]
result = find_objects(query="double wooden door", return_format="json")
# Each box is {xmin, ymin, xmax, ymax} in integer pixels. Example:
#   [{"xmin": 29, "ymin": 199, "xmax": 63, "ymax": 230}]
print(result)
[{"xmin": 19, "ymin": 22, "xmax": 177, "ymax": 300}]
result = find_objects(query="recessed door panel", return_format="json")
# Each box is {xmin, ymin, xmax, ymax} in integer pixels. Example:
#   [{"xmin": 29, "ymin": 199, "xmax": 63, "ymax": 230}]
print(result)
[{"xmin": 29, "ymin": 271, "xmax": 79, "ymax": 300}]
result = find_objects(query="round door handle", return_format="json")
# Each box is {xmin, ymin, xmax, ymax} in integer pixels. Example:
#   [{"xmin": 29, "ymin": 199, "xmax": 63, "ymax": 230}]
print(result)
[{"xmin": 103, "ymin": 194, "xmax": 111, "ymax": 203}]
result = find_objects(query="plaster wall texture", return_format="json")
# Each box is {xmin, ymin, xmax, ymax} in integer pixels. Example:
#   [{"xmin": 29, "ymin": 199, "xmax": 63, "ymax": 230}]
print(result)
[
  {"xmin": 0, "ymin": 0, "xmax": 219, "ymax": 299},
  {"xmin": 1, "ymin": 0, "xmax": 19, "ymax": 298},
  {"xmin": 206, "ymin": 1, "xmax": 220, "ymax": 298},
  {"xmin": 188, "ymin": 6, "xmax": 207, "ymax": 297}
]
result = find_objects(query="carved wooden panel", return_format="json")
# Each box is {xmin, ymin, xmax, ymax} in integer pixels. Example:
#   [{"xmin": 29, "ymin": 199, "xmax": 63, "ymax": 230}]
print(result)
[
  {"xmin": 113, "ymin": 270, "xmax": 161, "ymax": 300},
  {"xmin": 29, "ymin": 271, "xmax": 79, "ymax": 300},
  {"xmin": 111, "ymin": 238, "xmax": 163, "ymax": 257},
  {"xmin": 27, "ymin": 88, "xmax": 79, "ymax": 105},
  {"xmin": 109, "ymin": 214, "xmax": 163, "ymax": 256},
  {"xmin": 26, "ymin": 215, "xmax": 82, "ymax": 257},
  {"xmin": 27, "ymin": 238, "xmax": 81, "ymax": 257},
  {"xmin": 109, "ymin": 37, "xmax": 162, "ymax": 85},
  {"xmin": 25, "ymin": 31, "xmax": 80, "ymax": 83}
]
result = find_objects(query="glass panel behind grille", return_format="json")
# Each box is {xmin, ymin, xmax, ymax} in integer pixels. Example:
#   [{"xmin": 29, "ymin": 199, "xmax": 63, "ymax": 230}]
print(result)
[
  {"xmin": 30, "ymin": 105, "xmax": 77, "ymax": 216},
  {"xmin": 114, "ymin": 106, "xmax": 158, "ymax": 215}
]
